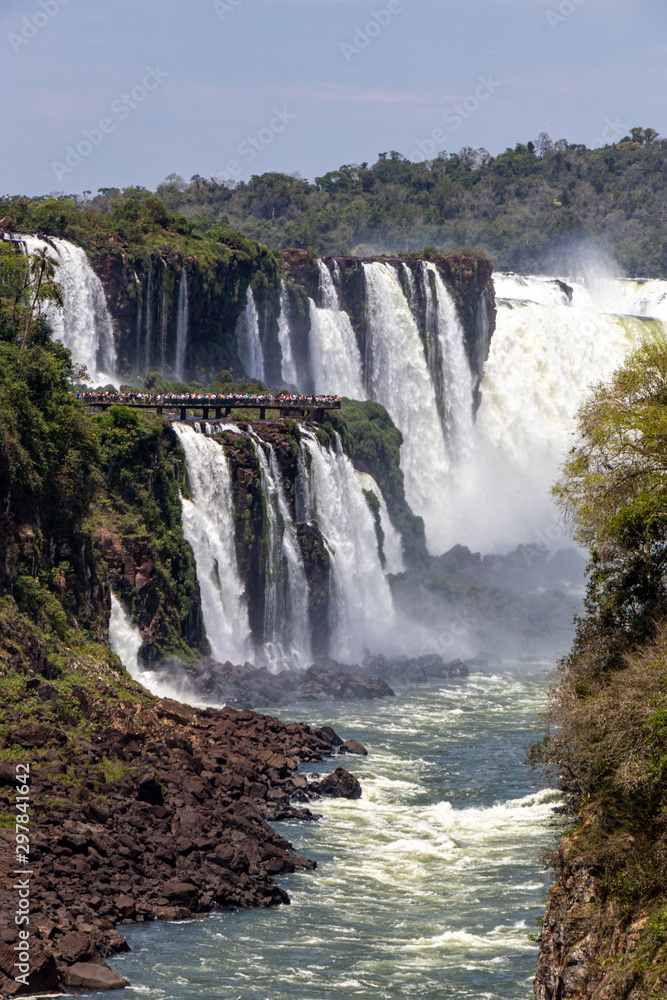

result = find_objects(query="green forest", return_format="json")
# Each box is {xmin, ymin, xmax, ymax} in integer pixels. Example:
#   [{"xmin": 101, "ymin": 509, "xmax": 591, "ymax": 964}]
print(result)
[{"xmin": 3, "ymin": 126, "xmax": 666, "ymax": 277}]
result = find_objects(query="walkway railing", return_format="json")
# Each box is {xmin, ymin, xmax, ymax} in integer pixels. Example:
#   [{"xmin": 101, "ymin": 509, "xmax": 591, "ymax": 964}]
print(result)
[{"xmin": 79, "ymin": 393, "xmax": 342, "ymax": 423}]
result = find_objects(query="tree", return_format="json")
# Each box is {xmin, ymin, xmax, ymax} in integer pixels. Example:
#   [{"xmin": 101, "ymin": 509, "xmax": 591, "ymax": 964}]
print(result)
[
  {"xmin": 21, "ymin": 246, "xmax": 63, "ymax": 348},
  {"xmin": 554, "ymin": 336, "xmax": 667, "ymax": 637}
]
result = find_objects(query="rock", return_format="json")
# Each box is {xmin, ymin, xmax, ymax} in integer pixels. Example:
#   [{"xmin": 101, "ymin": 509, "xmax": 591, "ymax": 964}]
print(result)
[
  {"xmin": 309, "ymin": 766, "xmax": 362, "ymax": 799},
  {"xmin": 0, "ymin": 939, "xmax": 60, "ymax": 995},
  {"xmin": 0, "ymin": 762, "xmax": 16, "ymax": 785},
  {"xmin": 13, "ymin": 723, "xmax": 64, "ymax": 747},
  {"xmin": 62, "ymin": 960, "xmax": 129, "ymax": 990},
  {"xmin": 338, "ymin": 739, "xmax": 368, "ymax": 756},
  {"xmin": 136, "ymin": 772, "xmax": 164, "ymax": 805},
  {"xmin": 57, "ymin": 929, "xmax": 95, "ymax": 963}
]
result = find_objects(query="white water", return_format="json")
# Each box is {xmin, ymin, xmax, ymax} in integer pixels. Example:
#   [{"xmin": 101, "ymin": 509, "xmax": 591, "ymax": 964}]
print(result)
[
  {"xmin": 236, "ymin": 286, "xmax": 265, "ymax": 381},
  {"xmin": 109, "ymin": 666, "xmax": 556, "ymax": 1000},
  {"xmin": 363, "ymin": 262, "xmax": 453, "ymax": 553},
  {"xmin": 277, "ymin": 280, "xmax": 299, "ymax": 386},
  {"xmin": 356, "ymin": 470, "xmax": 405, "ymax": 574},
  {"xmin": 308, "ymin": 261, "xmax": 366, "ymax": 398},
  {"xmin": 423, "ymin": 262, "xmax": 475, "ymax": 463},
  {"xmin": 303, "ymin": 430, "xmax": 396, "ymax": 663},
  {"xmin": 172, "ymin": 424, "xmax": 251, "ymax": 664},
  {"xmin": 144, "ymin": 259, "xmax": 154, "ymax": 373},
  {"xmin": 441, "ymin": 272, "xmax": 667, "ymax": 553},
  {"xmin": 17, "ymin": 235, "xmax": 116, "ymax": 384},
  {"xmin": 159, "ymin": 287, "xmax": 168, "ymax": 371},
  {"xmin": 250, "ymin": 432, "xmax": 312, "ymax": 670},
  {"xmin": 174, "ymin": 267, "xmax": 189, "ymax": 381}
]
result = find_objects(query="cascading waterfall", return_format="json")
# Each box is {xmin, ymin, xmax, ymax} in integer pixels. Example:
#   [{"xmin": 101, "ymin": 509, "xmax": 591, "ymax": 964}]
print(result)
[
  {"xmin": 172, "ymin": 424, "xmax": 251, "ymax": 664},
  {"xmin": 144, "ymin": 259, "xmax": 154, "ymax": 373},
  {"xmin": 17, "ymin": 234, "xmax": 116, "ymax": 383},
  {"xmin": 133, "ymin": 272, "xmax": 143, "ymax": 372},
  {"xmin": 158, "ymin": 287, "xmax": 168, "ymax": 371},
  {"xmin": 236, "ymin": 286, "xmax": 265, "ymax": 381},
  {"xmin": 363, "ymin": 262, "xmax": 453, "ymax": 553},
  {"xmin": 355, "ymin": 471, "xmax": 405, "ymax": 574},
  {"xmin": 302, "ymin": 429, "xmax": 396, "ymax": 664},
  {"xmin": 307, "ymin": 261, "xmax": 366, "ymax": 398},
  {"xmin": 249, "ymin": 432, "xmax": 312, "ymax": 669},
  {"xmin": 423, "ymin": 262, "xmax": 475, "ymax": 463},
  {"xmin": 440, "ymin": 272, "xmax": 667, "ymax": 553},
  {"xmin": 174, "ymin": 267, "xmax": 189, "ymax": 381},
  {"xmin": 277, "ymin": 281, "xmax": 298, "ymax": 386}
]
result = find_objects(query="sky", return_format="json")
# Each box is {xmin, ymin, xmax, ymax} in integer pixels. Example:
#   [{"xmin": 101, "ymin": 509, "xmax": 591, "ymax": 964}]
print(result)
[{"xmin": 2, "ymin": 0, "xmax": 665, "ymax": 196}]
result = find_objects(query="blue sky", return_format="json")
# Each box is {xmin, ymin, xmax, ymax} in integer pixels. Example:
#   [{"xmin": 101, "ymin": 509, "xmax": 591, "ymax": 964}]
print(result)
[{"xmin": 2, "ymin": 0, "xmax": 665, "ymax": 195}]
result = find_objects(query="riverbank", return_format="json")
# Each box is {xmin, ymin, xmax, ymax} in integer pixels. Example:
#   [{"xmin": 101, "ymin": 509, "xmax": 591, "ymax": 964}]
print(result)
[{"xmin": 0, "ymin": 659, "xmax": 365, "ymax": 995}]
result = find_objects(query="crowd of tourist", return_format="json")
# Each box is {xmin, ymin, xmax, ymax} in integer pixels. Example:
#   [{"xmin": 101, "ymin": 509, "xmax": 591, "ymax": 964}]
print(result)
[{"xmin": 74, "ymin": 390, "xmax": 342, "ymax": 407}]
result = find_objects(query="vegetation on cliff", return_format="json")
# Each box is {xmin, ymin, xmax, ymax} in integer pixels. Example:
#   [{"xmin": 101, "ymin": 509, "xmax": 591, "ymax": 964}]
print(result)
[
  {"xmin": 535, "ymin": 338, "xmax": 667, "ymax": 998},
  {"xmin": 0, "ymin": 269, "xmax": 203, "ymax": 666}
]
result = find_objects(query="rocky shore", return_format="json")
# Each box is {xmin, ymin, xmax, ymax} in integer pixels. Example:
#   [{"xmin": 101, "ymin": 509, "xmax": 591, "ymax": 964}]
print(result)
[{"xmin": 0, "ymin": 693, "xmax": 364, "ymax": 995}]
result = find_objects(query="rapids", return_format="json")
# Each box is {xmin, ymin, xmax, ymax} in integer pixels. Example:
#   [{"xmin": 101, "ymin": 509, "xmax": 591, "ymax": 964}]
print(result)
[{"xmin": 100, "ymin": 665, "xmax": 556, "ymax": 1000}]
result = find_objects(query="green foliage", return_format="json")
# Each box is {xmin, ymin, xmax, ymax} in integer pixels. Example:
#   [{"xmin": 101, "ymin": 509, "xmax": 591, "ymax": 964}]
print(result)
[
  {"xmin": 105, "ymin": 130, "xmax": 667, "ymax": 276},
  {"xmin": 554, "ymin": 336, "xmax": 667, "ymax": 643},
  {"xmin": 535, "ymin": 337, "xmax": 667, "ymax": 986}
]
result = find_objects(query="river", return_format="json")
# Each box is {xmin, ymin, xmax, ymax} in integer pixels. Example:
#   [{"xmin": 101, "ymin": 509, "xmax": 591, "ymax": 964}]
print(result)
[{"xmin": 87, "ymin": 663, "xmax": 559, "ymax": 1000}]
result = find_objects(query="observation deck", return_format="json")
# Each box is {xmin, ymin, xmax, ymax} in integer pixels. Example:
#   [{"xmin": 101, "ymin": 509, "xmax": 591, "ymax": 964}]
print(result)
[{"xmin": 80, "ymin": 393, "xmax": 342, "ymax": 424}]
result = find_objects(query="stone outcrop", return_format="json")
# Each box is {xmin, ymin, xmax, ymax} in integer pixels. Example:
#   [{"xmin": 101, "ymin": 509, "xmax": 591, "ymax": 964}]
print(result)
[
  {"xmin": 0, "ymin": 694, "xmax": 365, "ymax": 996},
  {"xmin": 153, "ymin": 658, "xmax": 395, "ymax": 709}
]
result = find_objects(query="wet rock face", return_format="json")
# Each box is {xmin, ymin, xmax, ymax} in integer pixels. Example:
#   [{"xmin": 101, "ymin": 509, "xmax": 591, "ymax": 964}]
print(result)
[{"xmin": 0, "ymin": 696, "xmax": 362, "ymax": 996}]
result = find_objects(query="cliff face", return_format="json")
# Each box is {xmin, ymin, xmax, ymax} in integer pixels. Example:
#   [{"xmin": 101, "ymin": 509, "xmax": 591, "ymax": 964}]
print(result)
[
  {"xmin": 535, "ymin": 841, "xmax": 667, "ymax": 999},
  {"xmin": 92, "ymin": 242, "xmax": 279, "ymax": 384}
]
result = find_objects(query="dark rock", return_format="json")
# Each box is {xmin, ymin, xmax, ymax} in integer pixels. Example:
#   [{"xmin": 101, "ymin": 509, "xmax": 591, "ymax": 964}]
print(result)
[
  {"xmin": 136, "ymin": 773, "xmax": 164, "ymax": 805},
  {"xmin": 62, "ymin": 961, "xmax": 129, "ymax": 990},
  {"xmin": 309, "ymin": 766, "xmax": 362, "ymax": 799},
  {"xmin": 338, "ymin": 739, "xmax": 368, "ymax": 756},
  {"xmin": 13, "ymin": 723, "xmax": 64, "ymax": 747},
  {"xmin": 0, "ymin": 939, "xmax": 59, "ymax": 995},
  {"xmin": 57, "ymin": 929, "xmax": 95, "ymax": 963}
]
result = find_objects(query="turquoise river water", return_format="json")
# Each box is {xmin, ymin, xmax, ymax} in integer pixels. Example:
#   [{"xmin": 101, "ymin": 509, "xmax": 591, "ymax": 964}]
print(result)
[{"xmin": 77, "ymin": 663, "xmax": 560, "ymax": 1000}]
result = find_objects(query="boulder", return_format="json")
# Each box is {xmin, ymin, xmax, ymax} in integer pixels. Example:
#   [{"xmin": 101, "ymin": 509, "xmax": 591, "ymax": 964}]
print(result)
[
  {"xmin": 338, "ymin": 739, "xmax": 368, "ymax": 756},
  {"xmin": 62, "ymin": 960, "xmax": 129, "ymax": 990},
  {"xmin": 309, "ymin": 766, "xmax": 362, "ymax": 799}
]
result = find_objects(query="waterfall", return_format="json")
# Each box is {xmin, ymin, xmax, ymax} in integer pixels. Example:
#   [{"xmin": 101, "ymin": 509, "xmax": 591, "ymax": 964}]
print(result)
[
  {"xmin": 363, "ymin": 262, "xmax": 453, "ymax": 553},
  {"xmin": 236, "ymin": 286, "xmax": 265, "ymax": 381},
  {"xmin": 109, "ymin": 594, "xmax": 143, "ymax": 679},
  {"xmin": 159, "ymin": 287, "xmax": 168, "ymax": 371},
  {"xmin": 250, "ymin": 433, "xmax": 311, "ymax": 669},
  {"xmin": 440, "ymin": 272, "xmax": 667, "ymax": 553},
  {"xmin": 277, "ymin": 281, "xmax": 298, "ymax": 386},
  {"xmin": 302, "ymin": 430, "xmax": 395, "ymax": 664},
  {"xmin": 174, "ymin": 268, "xmax": 189, "ymax": 381},
  {"xmin": 18, "ymin": 235, "xmax": 116, "ymax": 384},
  {"xmin": 144, "ymin": 259, "xmax": 154, "ymax": 373},
  {"xmin": 307, "ymin": 261, "xmax": 366, "ymax": 398},
  {"xmin": 355, "ymin": 470, "xmax": 405, "ymax": 574},
  {"xmin": 172, "ymin": 424, "xmax": 251, "ymax": 664},
  {"xmin": 133, "ymin": 272, "xmax": 143, "ymax": 373},
  {"xmin": 423, "ymin": 262, "xmax": 475, "ymax": 462}
]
